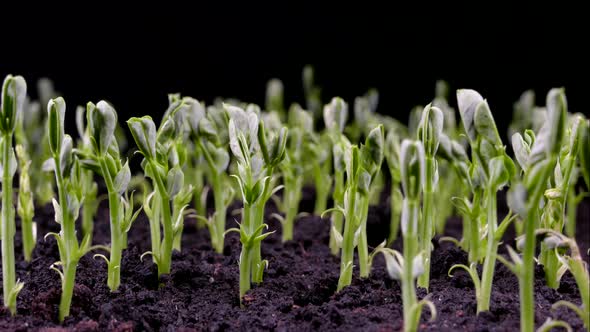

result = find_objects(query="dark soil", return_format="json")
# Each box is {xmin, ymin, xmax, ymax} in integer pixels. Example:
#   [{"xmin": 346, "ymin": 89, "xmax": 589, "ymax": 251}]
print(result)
[{"xmin": 0, "ymin": 187, "xmax": 588, "ymax": 331}]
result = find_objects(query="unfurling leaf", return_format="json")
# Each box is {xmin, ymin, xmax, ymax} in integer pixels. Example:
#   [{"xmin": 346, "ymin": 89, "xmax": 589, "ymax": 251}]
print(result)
[
  {"xmin": 127, "ymin": 116, "xmax": 157, "ymax": 159},
  {"xmin": 1, "ymin": 75, "xmax": 27, "ymax": 133}
]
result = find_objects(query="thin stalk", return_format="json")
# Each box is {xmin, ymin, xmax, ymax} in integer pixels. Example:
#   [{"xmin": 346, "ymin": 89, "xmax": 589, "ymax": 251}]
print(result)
[
  {"xmin": 151, "ymin": 167, "xmax": 173, "ymax": 276},
  {"xmin": 1, "ymin": 134, "xmax": 16, "ymax": 314},
  {"xmin": 313, "ymin": 163, "xmax": 329, "ymax": 215},
  {"xmin": 387, "ymin": 179, "xmax": 402, "ymax": 245},
  {"xmin": 81, "ymin": 170, "xmax": 96, "ymax": 244},
  {"xmin": 417, "ymin": 157, "xmax": 434, "ymax": 290},
  {"xmin": 251, "ymin": 167, "xmax": 273, "ymax": 284},
  {"xmin": 193, "ymin": 167, "xmax": 206, "ymax": 227},
  {"xmin": 403, "ymin": 199, "xmax": 420, "ymax": 332},
  {"xmin": 149, "ymin": 191, "xmax": 161, "ymax": 264},
  {"xmin": 469, "ymin": 191, "xmax": 483, "ymax": 263},
  {"xmin": 282, "ymin": 175, "xmax": 303, "ymax": 242},
  {"xmin": 329, "ymin": 170, "xmax": 344, "ymax": 255},
  {"xmin": 211, "ymin": 173, "xmax": 226, "ymax": 253},
  {"xmin": 54, "ymin": 154, "xmax": 77, "ymax": 322},
  {"xmin": 58, "ymin": 260, "xmax": 78, "ymax": 322},
  {"xmin": 337, "ymin": 187, "xmax": 357, "ymax": 291},
  {"xmin": 21, "ymin": 212, "xmax": 34, "ymax": 262},
  {"xmin": 520, "ymin": 160, "xmax": 554, "ymax": 332},
  {"xmin": 358, "ymin": 194, "xmax": 371, "ymax": 278},
  {"xmin": 99, "ymin": 159, "xmax": 123, "ymax": 291},
  {"xmin": 478, "ymin": 188, "xmax": 497, "ymax": 313},
  {"xmin": 239, "ymin": 203, "xmax": 254, "ymax": 301},
  {"xmin": 565, "ymin": 189, "xmax": 576, "ymax": 237}
]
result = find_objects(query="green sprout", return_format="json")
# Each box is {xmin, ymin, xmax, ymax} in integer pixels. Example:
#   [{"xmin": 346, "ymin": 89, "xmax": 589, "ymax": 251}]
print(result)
[
  {"xmin": 373, "ymin": 139, "xmax": 436, "ymax": 332},
  {"xmin": 415, "ymin": 103, "xmax": 444, "ymax": 290},
  {"xmin": 323, "ymin": 97, "xmax": 349, "ymax": 256},
  {"xmin": 384, "ymin": 129, "xmax": 403, "ymax": 244},
  {"xmin": 225, "ymin": 104, "xmax": 287, "ymax": 300},
  {"xmin": 329, "ymin": 124, "xmax": 384, "ymax": 289},
  {"xmin": 1, "ymin": 75, "xmax": 27, "ymax": 314},
  {"xmin": 276, "ymin": 106, "xmax": 313, "ymax": 241},
  {"xmin": 15, "ymin": 145, "xmax": 36, "ymax": 262},
  {"xmin": 45, "ymin": 97, "xmax": 101, "ymax": 322},
  {"xmin": 187, "ymin": 101, "xmax": 233, "ymax": 253},
  {"xmin": 448, "ymin": 90, "xmax": 516, "ymax": 313},
  {"xmin": 501, "ymin": 88, "xmax": 567, "ymax": 332},
  {"xmin": 79, "ymin": 101, "xmax": 141, "ymax": 291},
  {"xmin": 128, "ymin": 98, "xmax": 192, "ymax": 277}
]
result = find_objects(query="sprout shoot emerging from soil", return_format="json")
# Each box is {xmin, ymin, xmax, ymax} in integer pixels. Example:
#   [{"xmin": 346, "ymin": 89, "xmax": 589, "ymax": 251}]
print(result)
[
  {"xmin": 225, "ymin": 104, "xmax": 287, "ymax": 300},
  {"xmin": 374, "ymin": 139, "xmax": 436, "ymax": 332},
  {"xmin": 15, "ymin": 145, "xmax": 36, "ymax": 262},
  {"xmin": 45, "ymin": 97, "xmax": 100, "ymax": 322},
  {"xmin": 501, "ymin": 88, "xmax": 567, "ymax": 332},
  {"xmin": 80, "ymin": 101, "xmax": 141, "ymax": 291},
  {"xmin": 323, "ymin": 97, "xmax": 349, "ymax": 256},
  {"xmin": 187, "ymin": 100, "xmax": 233, "ymax": 253},
  {"xmin": 448, "ymin": 90, "xmax": 516, "ymax": 313},
  {"xmin": 1, "ymin": 75, "xmax": 26, "ymax": 315},
  {"xmin": 128, "ymin": 98, "xmax": 193, "ymax": 277}
]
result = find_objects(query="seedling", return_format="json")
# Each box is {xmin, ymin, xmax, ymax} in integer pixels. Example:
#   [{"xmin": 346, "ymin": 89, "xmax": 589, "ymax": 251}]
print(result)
[
  {"xmin": 1, "ymin": 75, "xmax": 26, "ymax": 314},
  {"xmin": 45, "ymin": 97, "xmax": 101, "ymax": 321},
  {"xmin": 225, "ymin": 104, "xmax": 287, "ymax": 299},
  {"xmin": 78, "ymin": 101, "xmax": 141, "ymax": 291}
]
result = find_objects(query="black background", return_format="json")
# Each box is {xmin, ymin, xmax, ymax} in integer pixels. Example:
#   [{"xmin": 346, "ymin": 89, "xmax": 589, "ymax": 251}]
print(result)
[{"xmin": 1, "ymin": 3, "xmax": 586, "ymax": 139}]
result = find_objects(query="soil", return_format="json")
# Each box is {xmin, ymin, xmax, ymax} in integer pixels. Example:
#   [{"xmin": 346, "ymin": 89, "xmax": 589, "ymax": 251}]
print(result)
[{"xmin": 0, "ymin": 187, "xmax": 588, "ymax": 331}]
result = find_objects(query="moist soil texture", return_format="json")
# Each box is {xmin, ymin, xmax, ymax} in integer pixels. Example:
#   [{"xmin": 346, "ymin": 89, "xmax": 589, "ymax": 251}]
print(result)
[{"xmin": 0, "ymin": 187, "xmax": 588, "ymax": 331}]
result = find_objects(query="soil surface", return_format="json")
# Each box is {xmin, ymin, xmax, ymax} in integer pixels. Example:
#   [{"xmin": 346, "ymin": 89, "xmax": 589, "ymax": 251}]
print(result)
[{"xmin": 0, "ymin": 187, "xmax": 588, "ymax": 331}]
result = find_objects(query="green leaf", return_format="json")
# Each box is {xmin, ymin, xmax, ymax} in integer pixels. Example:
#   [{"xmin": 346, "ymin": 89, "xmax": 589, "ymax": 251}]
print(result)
[
  {"xmin": 457, "ymin": 89, "xmax": 484, "ymax": 142},
  {"xmin": 113, "ymin": 160, "xmax": 131, "ymax": 194},
  {"xmin": 511, "ymin": 133, "xmax": 530, "ymax": 170},
  {"xmin": 1, "ymin": 75, "xmax": 27, "ymax": 133},
  {"xmin": 357, "ymin": 169, "xmax": 372, "ymax": 195},
  {"xmin": 363, "ymin": 124, "xmax": 385, "ymax": 173},
  {"xmin": 88, "ymin": 100, "xmax": 118, "ymax": 154},
  {"xmin": 400, "ymin": 140, "xmax": 425, "ymax": 200},
  {"xmin": 166, "ymin": 167, "xmax": 184, "ymax": 197},
  {"xmin": 323, "ymin": 97, "xmax": 348, "ymax": 133},
  {"xmin": 182, "ymin": 98, "xmax": 203, "ymax": 133},
  {"xmin": 127, "ymin": 116, "xmax": 156, "ymax": 160},
  {"xmin": 417, "ymin": 104, "xmax": 444, "ymax": 156},
  {"xmin": 474, "ymin": 100, "xmax": 501, "ymax": 146},
  {"xmin": 48, "ymin": 97, "xmax": 66, "ymax": 155}
]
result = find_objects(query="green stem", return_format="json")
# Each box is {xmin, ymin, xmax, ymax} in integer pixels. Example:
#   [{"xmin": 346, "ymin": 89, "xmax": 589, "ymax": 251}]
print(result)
[
  {"xmin": 21, "ymin": 213, "xmax": 34, "ymax": 262},
  {"xmin": 1, "ymin": 134, "xmax": 16, "ymax": 314},
  {"xmin": 54, "ymin": 154, "xmax": 77, "ymax": 322},
  {"xmin": 58, "ymin": 260, "xmax": 78, "ymax": 322},
  {"xmin": 520, "ymin": 160, "xmax": 554, "ymax": 332},
  {"xmin": 313, "ymin": 163, "xmax": 329, "ymax": 215},
  {"xmin": 251, "ymin": 167, "xmax": 273, "ymax": 284},
  {"xmin": 149, "ymin": 191, "xmax": 161, "ymax": 265},
  {"xmin": 337, "ymin": 186, "xmax": 357, "ymax": 291},
  {"xmin": 565, "ymin": 189, "xmax": 576, "ymax": 238},
  {"xmin": 151, "ymin": 165, "xmax": 173, "ymax": 276},
  {"xmin": 417, "ymin": 157, "xmax": 434, "ymax": 290},
  {"xmin": 212, "ymin": 174, "xmax": 226, "ymax": 253},
  {"xmin": 239, "ymin": 204, "xmax": 253, "ymax": 302},
  {"xmin": 330, "ymin": 170, "xmax": 344, "ymax": 255},
  {"xmin": 99, "ymin": 159, "xmax": 123, "ymax": 291},
  {"xmin": 387, "ymin": 179, "xmax": 402, "ymax": 245},
  {"xmin": 358, "ymin": 195, "xmax": 371, "ymax": 278},
  {"xmin": 469, "ymin": 190, "xmax": 483, "ymax": 263},
  {"xmin": 81, "ymin": 170, "xmax": 96, "ymax": 244},
  {"xmin": 478, "ymin": 188, "xmax": 497, "ymax": 313},
  {"xmin": 282, "ymin": 175, "xmax": 302, "ymax": 242},
  {"xmin": 403, "ymin": 199, "xmax": 420, "ymax": 332}
]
